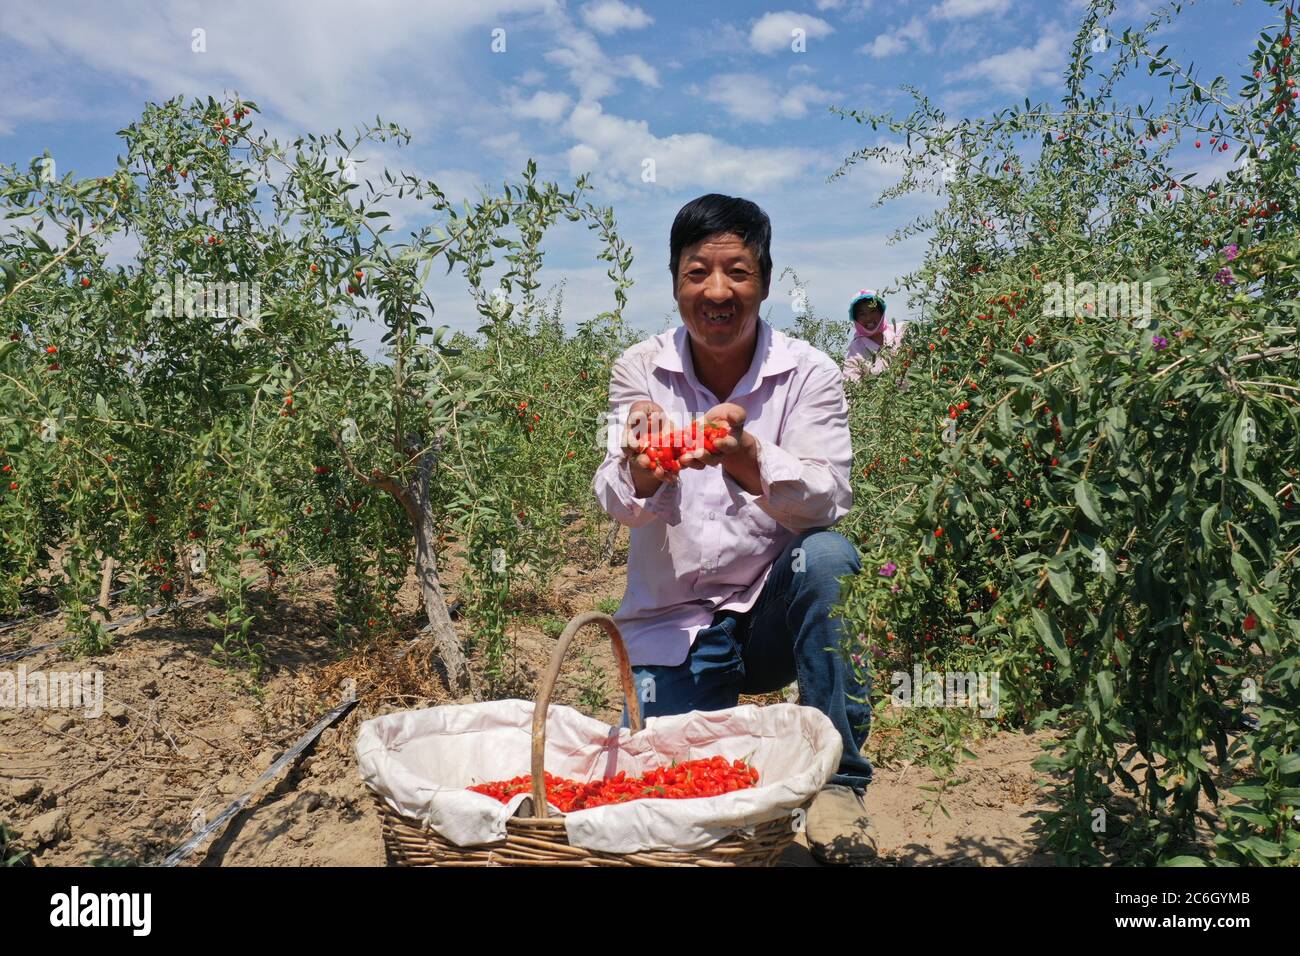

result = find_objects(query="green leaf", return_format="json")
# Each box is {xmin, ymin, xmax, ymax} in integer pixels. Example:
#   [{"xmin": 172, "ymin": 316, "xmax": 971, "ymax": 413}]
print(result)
[
  {"xmin": 1073, "ymin": 480, "xmax": 1103, "ymax": 524},
  {"xmin": 1047, "ymin": 566, "xmax": 1076, "ymax": 604},
  {"xmin": 1031, "ymin": 608, "xmax": 1071, "ymax": 672},
  {"xmin": 1230, "ymin": 550, "xmax": 1257, "ymax": 587},
  {"xmin": 1236, "ymin": 478, "xmax": 1279, "ymax": 519},
  {"xmin": 1239, "ymin": 836, "xmax": 1286, "ymax": 858},
  {"xmin": 1095, "ymin": 671, "xmax": 1114, "ymax": 709},
  {"xmin": 1199, "ymin": 504, "xmax": 1220, "ymax": 547},
  {"xmin": 992, "ymin": 350, "xmax": 1032, "ymax": 374}
]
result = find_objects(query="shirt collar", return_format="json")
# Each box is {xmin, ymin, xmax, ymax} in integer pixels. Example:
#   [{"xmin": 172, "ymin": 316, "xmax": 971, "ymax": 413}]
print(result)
[{"xmin": 654, "ymin": 319, "xmax": 798, "ymax": 393}]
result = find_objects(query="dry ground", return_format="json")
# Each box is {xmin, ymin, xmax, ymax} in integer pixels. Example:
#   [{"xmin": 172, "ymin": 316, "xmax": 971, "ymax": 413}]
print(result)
[{"xmin": 1, "ymin": 526, "xmax": 1063, "ymax": 867}]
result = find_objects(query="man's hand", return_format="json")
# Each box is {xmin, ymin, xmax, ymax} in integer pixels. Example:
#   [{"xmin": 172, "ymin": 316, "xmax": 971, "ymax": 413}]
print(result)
[
  {"xmin": 622, "ymin": 400, "xmax": 678, "ymax": 495},
  {"xmin": 679, "ymin": 402, "xmax": 763, "ymax": 495},
  {"xmin": 678, "ymin": 402, "xmax": 745, "ymax": 469}
]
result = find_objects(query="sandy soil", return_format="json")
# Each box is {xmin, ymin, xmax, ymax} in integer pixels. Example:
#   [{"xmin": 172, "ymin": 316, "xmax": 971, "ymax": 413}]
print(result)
[{"xmin": 1, "ymin": 525, "xmax": 1064, "ymax": 868}]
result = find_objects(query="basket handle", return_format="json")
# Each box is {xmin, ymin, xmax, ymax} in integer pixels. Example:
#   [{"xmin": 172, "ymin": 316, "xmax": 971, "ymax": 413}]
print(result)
[{"xmin": 529, "ymin": 611, "xmax": 642, "ymax": 818}]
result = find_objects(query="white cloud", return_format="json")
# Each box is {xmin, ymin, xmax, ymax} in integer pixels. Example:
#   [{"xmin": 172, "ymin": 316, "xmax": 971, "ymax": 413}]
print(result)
[
  {"xmin": 509, "ymin": 89, "xmax": 572, "ymax": 122},
  {"xmin": 934, "ymin": 0, "xmax": 1012, "ymax": 19},
  {"xmin": 567, "ymin": 142, "xmax": 602, "ymax": 172},
  {"xmin": 545, "ymin": 26, "xmax": 658, "ymax": 101},
  {"xmin": 621, "ymin": 54, "xmax": 660, "ymax": 87},
  {"xmin": 772, "ymin": 230, "xmax": 930, "ymax": 328},
  {"xmin": 0, "ymin": 0, "xmax": 559, "ymax": 138},
  {"xmin": 749, "ymin": 11, "xmax": 835, "ymax": 54},
  {"xmin": 864, "ymin": 34, "xmax": 908, "ymax": 58},
  {"xmin": 814, "ymin": 0, "xmax": 876, "ymax": 13},
  {"xmin": 563, "ymin": 101, "xmax": 820, "ymax": 194},
  {"xmin": 705, "ymin": 74, "xmax": 835, "ymax": 123},
  {"xmin": 581, "ymin": 0, "xmax": 653, "ymax": 35},
  {"xmin": 860, "ymin": 16, "xmax": 931, "ymax": 58},
  {"xmin": 947, "ymin": 29, "xmax": 1066, "ymax": 95}
]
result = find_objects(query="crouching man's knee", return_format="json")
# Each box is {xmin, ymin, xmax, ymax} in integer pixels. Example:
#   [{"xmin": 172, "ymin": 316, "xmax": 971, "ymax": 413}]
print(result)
[{"xmin": 789, "ymin": 530, "xmax": 861, "ymax": 595}]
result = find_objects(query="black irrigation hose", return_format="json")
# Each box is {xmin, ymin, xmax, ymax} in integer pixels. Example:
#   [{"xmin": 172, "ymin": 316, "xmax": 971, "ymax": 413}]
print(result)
[
  {"xmin": 0, "ymin": 587, "xmax": 129, "ymax": 634},
  {"xmin": 0, "ymin": 594, "xmax": 209, "ymax": 665},
  {"xmin": 159, "ymin": 691, "xmax": 359, "ymax": 867}
]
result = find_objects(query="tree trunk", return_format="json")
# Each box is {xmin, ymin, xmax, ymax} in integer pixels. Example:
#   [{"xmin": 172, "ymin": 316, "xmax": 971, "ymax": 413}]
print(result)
[
  {"xmin": 93, "ymin": 556, "xmax": 116, "ymax": 624},
  {"xmin": 604, "ymin": 520, "xmax": 621, "ymax": 565},
  {"xmin": 411, "ymin": 455, "xmax": 477, "ymax": 698}
]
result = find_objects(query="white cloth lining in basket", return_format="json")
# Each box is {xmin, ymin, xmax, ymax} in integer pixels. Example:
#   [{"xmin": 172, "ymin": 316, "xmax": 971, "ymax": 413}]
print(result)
[{"xmin": 355, "ymin": 699, "xmax": 842, "ymax": 854}]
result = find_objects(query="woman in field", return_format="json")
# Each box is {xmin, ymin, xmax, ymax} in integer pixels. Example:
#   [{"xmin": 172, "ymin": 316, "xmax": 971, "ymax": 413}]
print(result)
[{"xmin": 842, "ymin": 290, "xmax": 899, "ymax": 381}]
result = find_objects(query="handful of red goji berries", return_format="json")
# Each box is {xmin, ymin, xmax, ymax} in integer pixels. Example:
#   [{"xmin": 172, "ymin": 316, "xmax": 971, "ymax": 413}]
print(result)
[
  {"xmin": 638, "ymin": 419, "xmax": 731, "ymax": 474},
  {"xmin": 469, "ymin": 755, "xmax": 760, "ymax": 812}
]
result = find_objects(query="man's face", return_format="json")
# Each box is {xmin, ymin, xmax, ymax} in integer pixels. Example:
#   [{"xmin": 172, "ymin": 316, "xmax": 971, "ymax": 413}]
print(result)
[{"xmin": 675, "ymin": 232, "xmax": 768, "ymax": 361}]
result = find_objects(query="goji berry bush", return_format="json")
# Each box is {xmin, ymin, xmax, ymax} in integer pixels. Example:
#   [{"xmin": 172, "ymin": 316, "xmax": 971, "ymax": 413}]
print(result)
[
  {"xmin": 0, "ymin": 95, "xmax": 632, "ymax": 689},
  {"xmin": 831, "ymin": 0, "xmax": 1300, "ymax": 864}
]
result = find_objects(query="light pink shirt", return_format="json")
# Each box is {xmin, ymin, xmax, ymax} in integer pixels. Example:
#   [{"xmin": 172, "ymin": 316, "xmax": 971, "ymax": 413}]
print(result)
[
  {"xmin": 592, "ymin": 319, "xmax": 854, "ymax": 666},
  {"xmin": 843, "ymin": 318, "xmax": 902, "ymax": 381}
]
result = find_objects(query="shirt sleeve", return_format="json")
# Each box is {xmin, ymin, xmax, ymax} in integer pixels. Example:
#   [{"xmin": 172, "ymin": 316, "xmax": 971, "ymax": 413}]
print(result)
[
  {"xmin": 591, "ymin": 352, "xmax": 679, "ymax": 527},
  {"xmin": 745, "ymin": 360, "xmax": 854, "ymax": 531}
]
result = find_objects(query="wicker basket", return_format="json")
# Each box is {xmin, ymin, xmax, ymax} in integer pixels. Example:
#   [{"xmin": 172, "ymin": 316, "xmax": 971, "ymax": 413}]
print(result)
[{"xmin": 375, "ymin": 611, "xmax": 811, "ymax": 867}]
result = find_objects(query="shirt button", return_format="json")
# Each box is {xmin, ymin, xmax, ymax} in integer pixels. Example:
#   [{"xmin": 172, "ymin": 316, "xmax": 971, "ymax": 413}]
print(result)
[{"xmin": 708, "ymin": 511, "xmax": 716, "ymax": 520}]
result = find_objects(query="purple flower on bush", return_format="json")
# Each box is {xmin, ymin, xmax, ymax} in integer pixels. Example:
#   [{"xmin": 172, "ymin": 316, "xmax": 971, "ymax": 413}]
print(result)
[
  {"xmin": 879, "ymin": 561, "xmax": 898, "ymax": 578},
  {"xmin": 1152, "ymin": 335, "xmax": 1169, "ymax": 351},
  {"xmin": 1214, "ymin": 267, "xmax": 1236, "ymax": 286},
  {"xmin": 1222, "ymin": 243, "xmax": 1239, "ymax": 261}
]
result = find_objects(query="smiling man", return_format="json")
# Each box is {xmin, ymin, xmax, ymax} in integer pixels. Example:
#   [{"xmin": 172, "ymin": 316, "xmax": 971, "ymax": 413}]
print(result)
[{"xmin": 592, "ymin": 193, "xmax": 876, "ymax": 864}]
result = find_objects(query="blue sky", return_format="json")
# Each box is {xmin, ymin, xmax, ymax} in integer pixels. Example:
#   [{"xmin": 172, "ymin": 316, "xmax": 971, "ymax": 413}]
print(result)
[{"xmin": 0, "ymin": 0, "xmax": 1275, "ymax": 348}]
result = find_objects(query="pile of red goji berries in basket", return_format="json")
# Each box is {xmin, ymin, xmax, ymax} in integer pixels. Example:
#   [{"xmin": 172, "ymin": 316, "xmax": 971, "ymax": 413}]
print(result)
[
  {"xmin": 639, "ymin": 420, "xmax": 731, "ymax": 474},
  {"xmin": 469, "ymin": 756, "xmax": 760, "ymax": 812}
]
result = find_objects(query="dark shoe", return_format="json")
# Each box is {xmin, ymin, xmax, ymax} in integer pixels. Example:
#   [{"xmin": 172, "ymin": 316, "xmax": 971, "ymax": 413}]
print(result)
[{"xmin": 806, "ymin": 784, "xmax": 877, "ymax": 865}]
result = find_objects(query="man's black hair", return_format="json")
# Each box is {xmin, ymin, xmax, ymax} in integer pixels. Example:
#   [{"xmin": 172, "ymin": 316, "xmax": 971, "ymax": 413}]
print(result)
[{"xmin": 669, "ymin": 194, "xmax": 772, "ymax": 293}]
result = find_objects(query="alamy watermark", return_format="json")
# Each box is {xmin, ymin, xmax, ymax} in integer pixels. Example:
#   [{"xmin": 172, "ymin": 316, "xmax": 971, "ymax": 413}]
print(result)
[
  {"xmin": 1042, "ymin": 275, "xmax": 1154, "ymax": 326},
  {"xmin": 150, "ymin": 276, "xmax": 262, "ymax": 334},
  {"xmin": 890, "ymin": 665, "xmax": 1000, "ymax": 718},
  {"xmin": 1, "ymin": 664, "xmax": 104, "ymax": 718}
]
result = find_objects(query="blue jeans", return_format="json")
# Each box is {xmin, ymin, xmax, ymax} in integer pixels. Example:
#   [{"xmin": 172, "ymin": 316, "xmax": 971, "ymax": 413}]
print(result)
[{"xmin": 618, "ymin": 529, "xmax": 873, "ymax": 793}]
